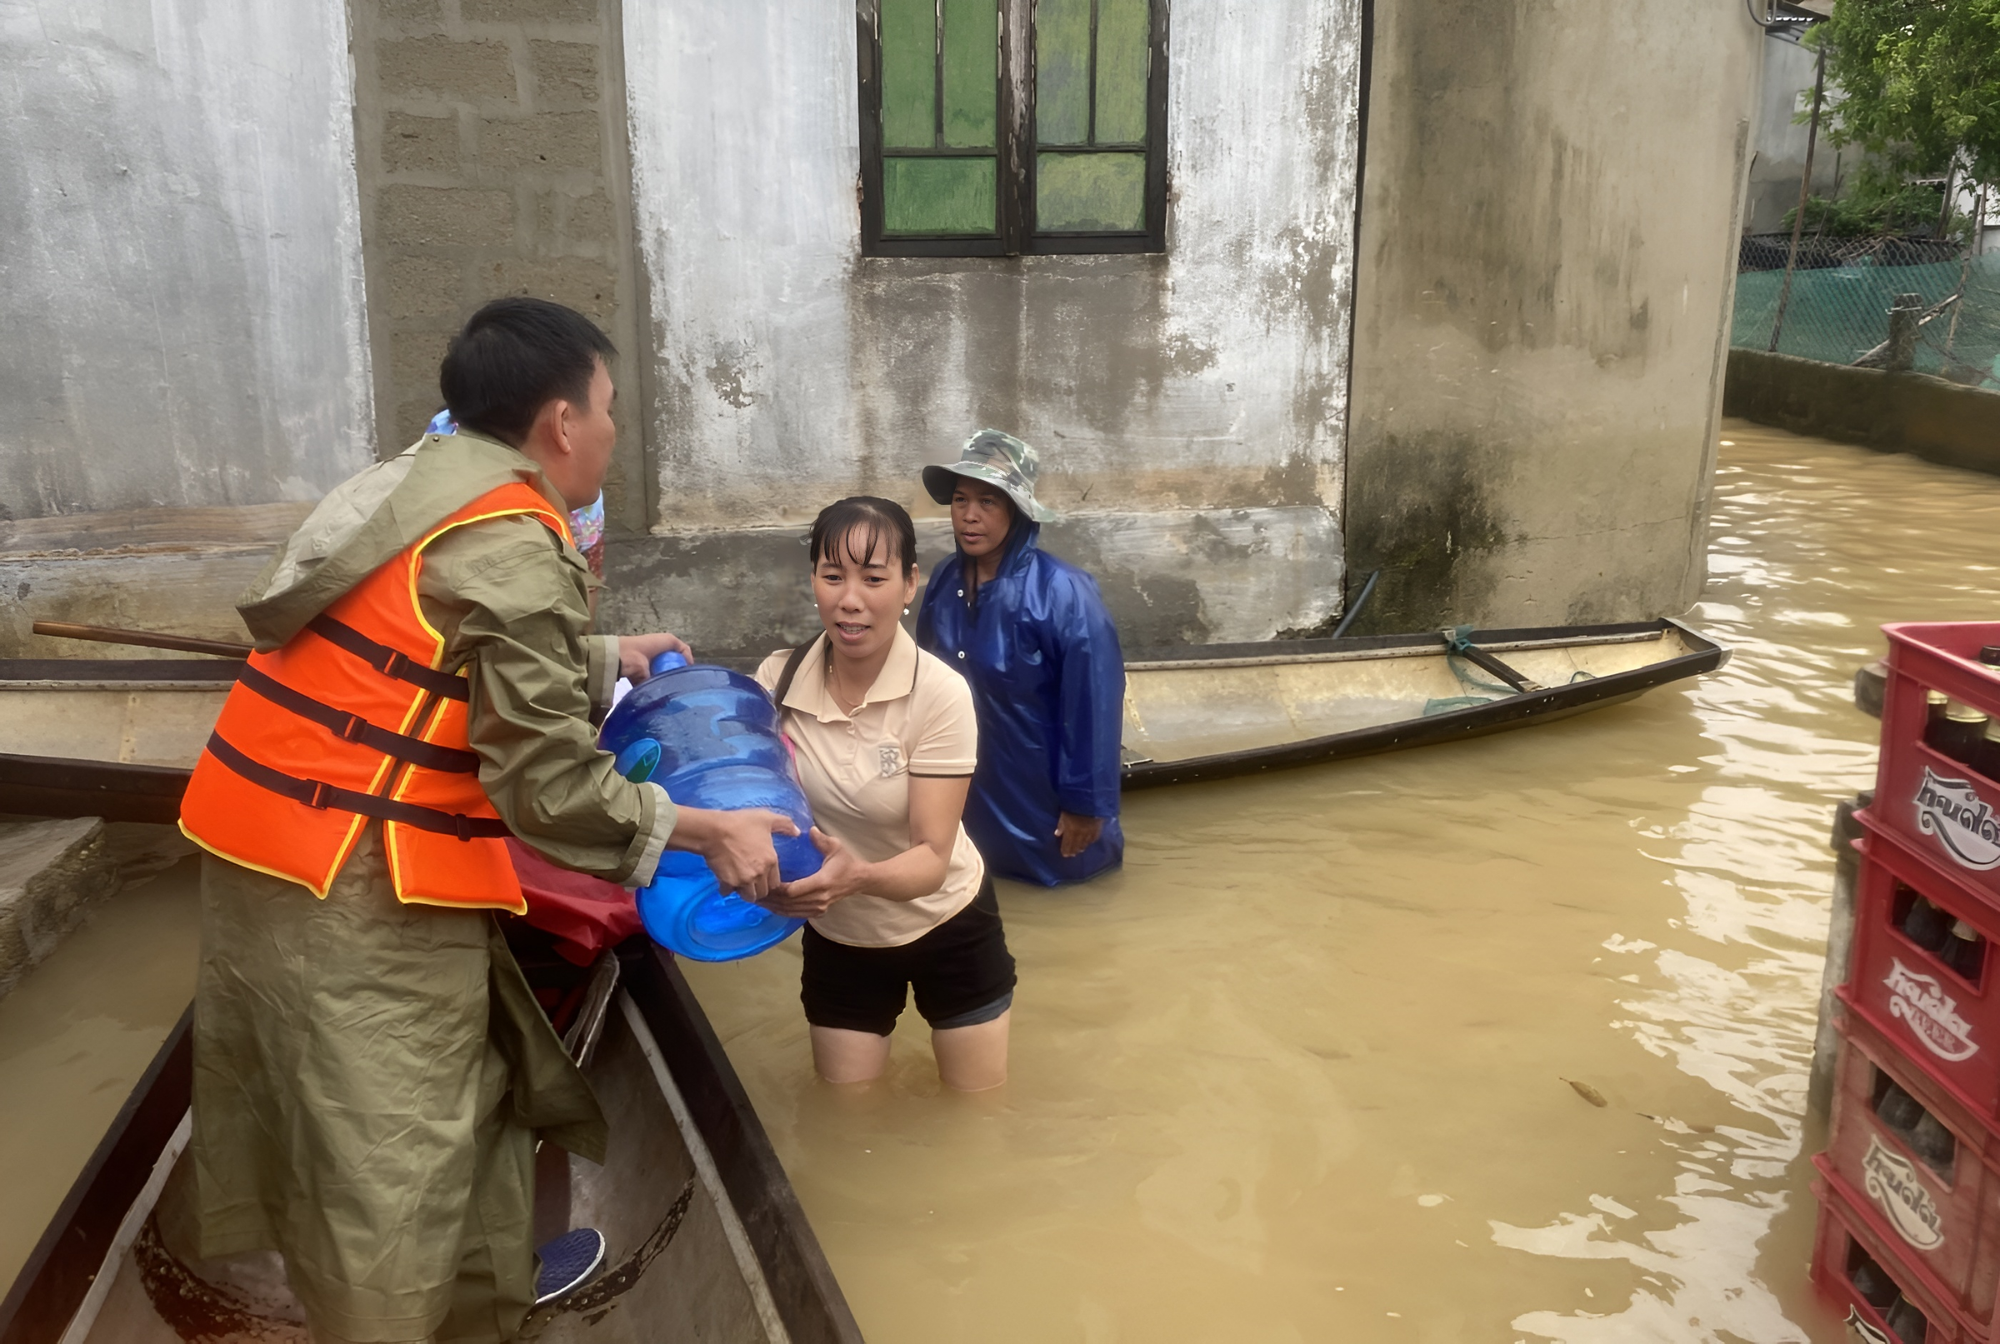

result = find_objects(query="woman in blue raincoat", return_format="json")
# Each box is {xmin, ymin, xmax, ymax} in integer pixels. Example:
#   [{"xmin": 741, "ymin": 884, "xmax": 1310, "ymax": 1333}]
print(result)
[{"xmin": 916, "ymin": 430, "xmax": 1126, "ymax": 887}]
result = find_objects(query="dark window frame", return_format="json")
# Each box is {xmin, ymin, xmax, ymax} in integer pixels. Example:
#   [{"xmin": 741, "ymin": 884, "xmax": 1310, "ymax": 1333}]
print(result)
[{"xmin": 857, "ymin": 0, "xmax": 1170, "ymax": 258}]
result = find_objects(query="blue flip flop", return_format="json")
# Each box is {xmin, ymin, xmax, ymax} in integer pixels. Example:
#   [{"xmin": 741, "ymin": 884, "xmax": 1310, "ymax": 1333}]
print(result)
[{"xmin": 534, "ymin": 1227, "xmax": 607, "ymax": 1305}]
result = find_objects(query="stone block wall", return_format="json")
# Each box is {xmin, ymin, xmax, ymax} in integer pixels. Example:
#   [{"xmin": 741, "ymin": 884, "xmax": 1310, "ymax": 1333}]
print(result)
[{"xmin": 349, "ymin": 0, "xmax": 650, "ymax": 533}]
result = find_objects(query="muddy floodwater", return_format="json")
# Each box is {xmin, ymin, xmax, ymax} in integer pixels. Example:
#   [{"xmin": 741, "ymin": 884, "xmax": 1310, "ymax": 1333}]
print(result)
[
  {"xmin": 0, "ymin": 857, "xmax": 199, "ymax": 1288},
  {"xmin": 3, "ymin": 422, "xmax": 1998, "ymax": 1341},
  {"xmin": 683, "ymin": 421, "xmax": 2000, "ymax": 1343}
]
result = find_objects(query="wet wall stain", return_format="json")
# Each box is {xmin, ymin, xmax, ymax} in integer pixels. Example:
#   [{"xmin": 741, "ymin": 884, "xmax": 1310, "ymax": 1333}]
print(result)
[{"xmin": 1343, "ymin": 431, "xmax": 1512, "ymax": 634}]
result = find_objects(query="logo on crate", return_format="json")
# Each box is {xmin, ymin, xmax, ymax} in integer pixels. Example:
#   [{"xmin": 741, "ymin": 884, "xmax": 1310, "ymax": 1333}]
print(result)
[
  {"xmin": 1915, "ymin": 767, "xmax": 2000, "ymax": 870},
  {"xmin": 1884, "ymin": 958, "xmax": 1980, "ymax": 1062},
  {"xmin": 1862, "ymin": 1135, "xmax": 1945, "ymax": 1250}
]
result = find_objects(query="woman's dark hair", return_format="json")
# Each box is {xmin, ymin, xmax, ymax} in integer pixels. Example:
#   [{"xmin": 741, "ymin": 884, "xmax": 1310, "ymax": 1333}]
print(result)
[
  {"xmin": 438, "ymin": 298, "xmax": 616, "ymax": 446},
  {"xmin": 808, "ymin": 497, "xmax": 917, "ymax": 578}
]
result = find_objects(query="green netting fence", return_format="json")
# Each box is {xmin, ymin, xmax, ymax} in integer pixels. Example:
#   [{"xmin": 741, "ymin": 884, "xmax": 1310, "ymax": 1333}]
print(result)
[{"xmin": 1732, "ymin": 243, "xmax": 2000, "ymax": 389}]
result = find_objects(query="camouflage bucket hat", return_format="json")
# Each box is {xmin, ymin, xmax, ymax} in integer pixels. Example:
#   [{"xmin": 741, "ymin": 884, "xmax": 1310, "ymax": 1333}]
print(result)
[{"xmin": 921, "ymin": 428, "xmax": 1057, "ymax": 523}]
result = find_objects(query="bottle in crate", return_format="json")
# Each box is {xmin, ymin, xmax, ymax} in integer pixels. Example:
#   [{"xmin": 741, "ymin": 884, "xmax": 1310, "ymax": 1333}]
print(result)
[
  {"xmin": 1876, "ymin": 622, "xmax": 2000, "ymax": 895},
  {"xmin": 1927, "ymin": 701, "xmax": 1992, "ymax": 768},
  {"xmin": 1814, "ymin": 1175, "xmax": 1957, "ymax": 1342},
  {"xmin": 1839, "ymin": 814, "xmax": 1998, "ymax": 1113}
]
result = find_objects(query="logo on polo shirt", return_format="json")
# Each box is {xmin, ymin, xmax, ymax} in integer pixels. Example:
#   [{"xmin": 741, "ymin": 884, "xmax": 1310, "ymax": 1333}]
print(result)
[{"xmin": 879, "ymin": 745, "xmax": 903, "ymax": 778}]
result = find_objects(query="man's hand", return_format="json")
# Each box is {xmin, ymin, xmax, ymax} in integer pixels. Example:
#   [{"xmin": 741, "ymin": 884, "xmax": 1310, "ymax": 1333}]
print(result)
[
  {"xmin": 619, "ymin": 632, "xmax": 693, "ymax": 681},
  {"xmin": 1054, "ymin": 812, "xmax": 1105, "ymax": 859},
  {"xmin": 761, "ymin": 829, "xmax": 864, "ymax": 919},
  {"xmin": 668, "ymin": 807, "xmax": 795, "ymax": 900}
]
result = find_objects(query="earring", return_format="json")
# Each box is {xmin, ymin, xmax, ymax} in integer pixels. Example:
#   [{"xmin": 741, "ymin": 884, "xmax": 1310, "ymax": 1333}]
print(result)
[{"xmin": 903, "ymin": 607, "xmax": 911, "ymax": 616}]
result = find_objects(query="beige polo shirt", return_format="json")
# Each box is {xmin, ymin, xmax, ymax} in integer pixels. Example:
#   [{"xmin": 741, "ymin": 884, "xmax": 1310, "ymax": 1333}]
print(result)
[{"xmin": 755, "ymin": 627, "xmax": 985, "ymax": 948}]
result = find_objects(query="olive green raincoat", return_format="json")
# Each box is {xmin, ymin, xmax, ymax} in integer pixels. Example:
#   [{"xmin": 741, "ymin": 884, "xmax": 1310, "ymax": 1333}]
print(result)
[{"xmin": 176, "ymin": 432, "xmax": 675, "ymax": 1344}]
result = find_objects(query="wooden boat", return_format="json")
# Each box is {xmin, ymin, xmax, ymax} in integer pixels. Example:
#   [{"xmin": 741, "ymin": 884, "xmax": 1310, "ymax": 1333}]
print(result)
[
  {"xmin": 0, "ymin": 942, "xmax": 865, "ymax": 1344},
  {"xmin": 0, "ymin": 657, "xmax": 235, "ymax": 824},
  {"xmin": 1117, "ymin": 619, "xmax": 1729, "ymax": 789},
  {"xmin": 0, "ymin": 618, "xmax": 1730, "ymax": 818}
]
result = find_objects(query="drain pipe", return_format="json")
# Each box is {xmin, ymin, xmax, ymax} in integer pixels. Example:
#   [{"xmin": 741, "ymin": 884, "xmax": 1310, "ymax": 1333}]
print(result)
[{"xmin": 1331, "ymin": 570, "xmax": 1381, "ymax": 640}]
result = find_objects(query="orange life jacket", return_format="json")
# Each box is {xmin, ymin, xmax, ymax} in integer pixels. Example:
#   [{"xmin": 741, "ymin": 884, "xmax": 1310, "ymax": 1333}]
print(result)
[{"xmin": 180, "ymin": 481, "xmax": 573, "ymax": 913}]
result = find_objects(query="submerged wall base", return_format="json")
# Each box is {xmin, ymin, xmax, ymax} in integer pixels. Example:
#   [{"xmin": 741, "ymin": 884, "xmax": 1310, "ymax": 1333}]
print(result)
[{"xmin": 1724, "ymin": 348, "xmax": 2000, "ymax": 477}]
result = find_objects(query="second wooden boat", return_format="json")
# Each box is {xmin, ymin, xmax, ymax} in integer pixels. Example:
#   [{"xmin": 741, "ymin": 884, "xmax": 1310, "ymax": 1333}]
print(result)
[
  {"xmin": 0, "ymin": 618, "xmax": 1730, "ymax": 818},
  {"xmin": 0, "ymin": 658, "xmax": 235, "ymax": 823},
  {"xmin": 1118, "ymin": 619, "xmax": 1729, "ymax": 788}
]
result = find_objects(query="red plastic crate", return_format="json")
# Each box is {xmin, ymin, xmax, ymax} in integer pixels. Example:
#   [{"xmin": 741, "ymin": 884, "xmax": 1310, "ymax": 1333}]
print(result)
[
  {"xmin": 1822, "ymin": 1011, "xmax": 2000, "ymax": 1327},
  {"xmin": 1815, "ymin": 1172, "xmax": 1974, "ymax": 1342},
  {"xmin": 1877, "ymin": 623, "xmax": 2000, "ymax": 899},
  {"xmin": 1841, "ymin": 814, "xmax": 2000, "ymax": 1117}
]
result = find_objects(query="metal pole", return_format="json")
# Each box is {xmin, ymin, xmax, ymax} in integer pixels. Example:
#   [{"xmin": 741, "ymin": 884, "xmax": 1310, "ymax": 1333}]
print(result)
[
  {"xmin": 1769, "ymin": 42, "xmax": 1827, "ymax": 352},
  {"xmin": 1944, "ymin": 184, "xmax": 1984, "ymax": 362}
]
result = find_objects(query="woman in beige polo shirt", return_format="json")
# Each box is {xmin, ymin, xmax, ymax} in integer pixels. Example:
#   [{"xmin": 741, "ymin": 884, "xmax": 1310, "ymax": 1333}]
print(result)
[{"xmin": 756, "ymin": 497, "xmax": 1016, "ymax": 1091}]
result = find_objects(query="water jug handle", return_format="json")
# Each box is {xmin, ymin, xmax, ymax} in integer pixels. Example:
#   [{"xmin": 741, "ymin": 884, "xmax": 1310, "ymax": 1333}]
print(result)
[{"xmin": 649, "ymin": 651, "xmax": 690, "ymax": 676}]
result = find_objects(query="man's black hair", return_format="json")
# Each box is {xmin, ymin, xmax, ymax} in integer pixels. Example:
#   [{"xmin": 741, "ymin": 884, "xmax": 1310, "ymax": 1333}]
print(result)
[
  {"xmin": 438, "ymin": 298, "xmax": 616, "ymax": 446},
  {"xmin": 808, "ymin": 497, "xmax": 918, "ymax": 578}
]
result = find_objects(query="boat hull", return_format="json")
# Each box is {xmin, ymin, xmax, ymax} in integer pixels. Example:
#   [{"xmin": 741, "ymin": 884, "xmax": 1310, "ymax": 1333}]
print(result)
[
  {"xmin": 0, "ymin": 946, "xmax": 863, "ymax": 1344},
  {"xmin": 1119, "ymin": 620, "xmax": 1727, "ymax": 789},
  {"xmin": 0, "ymin": 620, "xmax": 1729, "ymax": 822}
]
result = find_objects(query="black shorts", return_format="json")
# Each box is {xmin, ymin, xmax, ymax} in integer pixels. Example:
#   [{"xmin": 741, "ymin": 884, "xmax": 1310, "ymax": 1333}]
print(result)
[{"xmin": 800, "ymin": 878, "xmax": 1017, "ymax": 1036}]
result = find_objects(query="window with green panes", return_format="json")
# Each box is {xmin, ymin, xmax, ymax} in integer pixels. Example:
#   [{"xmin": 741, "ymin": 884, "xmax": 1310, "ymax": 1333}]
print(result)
[{"xmin": 858, "ymin": 0, "xmax": 1167, "ymax": 256}]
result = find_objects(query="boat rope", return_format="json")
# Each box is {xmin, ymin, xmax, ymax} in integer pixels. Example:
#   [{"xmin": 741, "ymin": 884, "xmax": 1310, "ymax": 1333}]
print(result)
[{"xmin": 1424, "ymin": 627, "xmax": 1595, "ymax": 717}]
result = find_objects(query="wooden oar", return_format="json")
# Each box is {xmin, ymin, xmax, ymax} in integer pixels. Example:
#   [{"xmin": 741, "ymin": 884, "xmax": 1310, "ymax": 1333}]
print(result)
[
  {"xmin": 1442, "ymin": 629, "xmax": 1546, "ymax": 694},
  {"xmin": 31, "ymin": 620, "xmax": 251, "ymax": 659}
]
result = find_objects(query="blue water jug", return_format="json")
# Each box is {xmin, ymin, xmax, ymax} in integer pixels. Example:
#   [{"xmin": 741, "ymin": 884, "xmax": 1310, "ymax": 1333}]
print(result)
[{"xmin": 599, "ymin": 651, "xmax": 821, "ymax": 961}]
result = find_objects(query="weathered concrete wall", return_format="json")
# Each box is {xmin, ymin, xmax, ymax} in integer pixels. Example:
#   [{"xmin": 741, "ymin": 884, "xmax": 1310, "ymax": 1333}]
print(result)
[
  {"xmin": 0, "ymin": 505, "xmax": 305, "ymax": 656},
  {"xmin": 606, "ymin": 507, "xmax": 1344, "ymax": 664},
  {"xmin": 1725, "ymin": 348, "xmax": 2000, "ymax": 475},
  {"xmin": 348, "ymin": 0, "xmax": 651, "ymax": 533},
  {"xmin": 0, "ymin": 0, "xmax": 374, "ymax": 522},
  {"xmin": 1743, "ymin": 32, "xmax": 1841, "ymax": 235},
  {"xmin": 612, "ymin": 0, "xmax": 1362, "ymax": 653},
  {"xmin": 1342, "ymin": 0, "xmax": 1760, "ymax": 634}
]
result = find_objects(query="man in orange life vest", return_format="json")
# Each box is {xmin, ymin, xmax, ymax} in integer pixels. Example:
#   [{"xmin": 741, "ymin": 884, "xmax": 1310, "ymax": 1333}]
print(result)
[{"xmin": 172, "ymin": 299, "xmax": 794, "ymax": 1344}]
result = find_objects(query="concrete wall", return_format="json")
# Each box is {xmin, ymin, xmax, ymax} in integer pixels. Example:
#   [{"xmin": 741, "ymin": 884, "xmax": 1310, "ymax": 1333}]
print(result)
[
  {"xmin": 1743, "ymin": 32, "xmax": 1841, "ymax": 235},
  {"xmin": 1341, "ymin": 0, "xmax": 1760, "ymax": 634},
  {"xmin": 0, "ymin": 0, "xmax": 373, "ymax": 522},
  {"xmin": 1725, "ymin": 348, "xmax": 2000, "ymax": 476},
  {"xmin": 347, "ymin": 0, "xmax": 651, "ymax": 534},
  {"xmin": 612, "ymin": 0, "xmax": 1364, "ymax": 657},
  {"xmin": 0, "ymin": 0, "xmax": 1751, "ymax": 663}
]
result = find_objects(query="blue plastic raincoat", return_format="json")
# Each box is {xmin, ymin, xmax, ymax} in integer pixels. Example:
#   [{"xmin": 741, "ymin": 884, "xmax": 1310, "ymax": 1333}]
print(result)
[{"xmin": 917, "ymin": 523, "xmax": 1125, "ymax": 886}]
